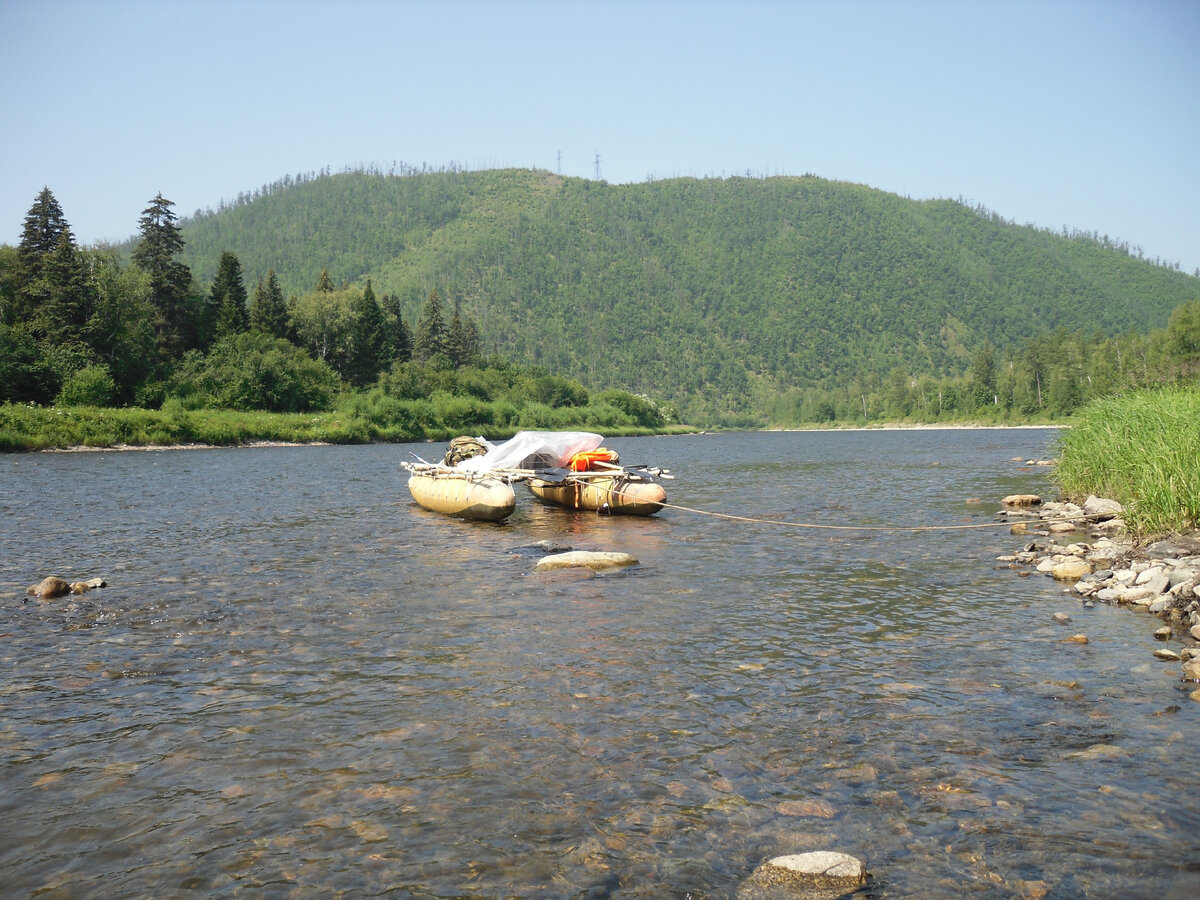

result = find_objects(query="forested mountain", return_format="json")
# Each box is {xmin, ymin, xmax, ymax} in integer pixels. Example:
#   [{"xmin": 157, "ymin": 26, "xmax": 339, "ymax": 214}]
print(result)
[{"xmin": 172, "ymin": 168, "xmax": 1197, "ymax": 420}]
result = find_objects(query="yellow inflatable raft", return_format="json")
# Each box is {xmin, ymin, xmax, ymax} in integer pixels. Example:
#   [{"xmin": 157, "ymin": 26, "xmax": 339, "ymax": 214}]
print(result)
[
  {"xmin": 528, "ymin": 472, "xmax": 666, "ymax": 516},
  {"xmin": 406, "ymin": 468, "xmax": 516, "ymax": 522}
]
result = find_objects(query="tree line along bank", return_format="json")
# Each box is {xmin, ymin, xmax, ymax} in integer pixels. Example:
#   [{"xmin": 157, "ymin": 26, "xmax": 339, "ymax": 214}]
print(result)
[{"xmin": 0, "ymin": 188, "xmax": 671, "ymax": 433}]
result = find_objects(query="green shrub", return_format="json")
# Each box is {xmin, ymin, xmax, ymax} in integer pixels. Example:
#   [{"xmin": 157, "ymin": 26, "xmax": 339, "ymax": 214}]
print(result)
[
  {"xmin": 56, "ymin": 365, "xmax": 117, "ymax": 407},
  {"xmin": 598, "ymin": 389, "xmax": 668, "ymax": 428},
  {"xmin": 168, "ymin": 332, "xmax": 342, "ymax": 412}
]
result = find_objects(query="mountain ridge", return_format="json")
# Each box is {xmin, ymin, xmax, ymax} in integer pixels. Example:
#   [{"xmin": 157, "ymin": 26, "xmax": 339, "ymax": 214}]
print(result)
[{"xmin": 171, "ymin": 168, "xmax": 1198, "ymax": 417}]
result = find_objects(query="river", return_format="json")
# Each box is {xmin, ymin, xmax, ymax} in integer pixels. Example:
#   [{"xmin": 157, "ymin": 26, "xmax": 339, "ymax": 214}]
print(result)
[{"xmin": 2, "ymin": 429, "xmax": 1197, "ymax": 898}]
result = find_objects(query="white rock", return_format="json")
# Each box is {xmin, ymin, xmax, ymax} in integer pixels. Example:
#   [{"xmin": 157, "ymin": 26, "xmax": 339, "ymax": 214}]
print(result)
[
  {"xmin": 766, "ymin": 851, "xmax": 866, "ymax": 882},
  {"xmin": 1114, "ymin": 569, "xmax": 1138, "ymax": 586},
  {"xmin": 1136, "ymin": 567, "xmax": 1170, "ymax": 592},
  {"xmin": 1083, "ymin": 496, "xmax": 1124, "ymax": 519},
  {"xmin": 535, "ymin": 550, "xmax": 638, "ymax": 571}
]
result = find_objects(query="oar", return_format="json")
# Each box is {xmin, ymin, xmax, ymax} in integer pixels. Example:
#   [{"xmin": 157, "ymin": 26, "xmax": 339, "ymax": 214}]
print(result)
[{"xmin": 531, "ymin": 467, "xmax": 571, "ymax": 483}]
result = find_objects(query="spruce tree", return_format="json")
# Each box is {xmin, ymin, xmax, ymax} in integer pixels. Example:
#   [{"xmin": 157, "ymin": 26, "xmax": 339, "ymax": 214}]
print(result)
[
  {"xmin": 17, "ymin": 188, "xmax": 68, "ymax": 278},
  {"xmin": 347, "ymin": 280, "xmax": 385, "ymax": 387},
  {"xmin": 14, "ymin": 187, "xmax": 70, "ymax": 325},
  {"xmin": 316, "ymin": 268, "xmax": 335, "ymax": 293},
  {"xmin": 413, "ymin": 288, "xmax": 448, "ymax": 363},
  {"xmin": 37, "ymin": 226, "xmax": 96, "ymax": 345},
  {"xmin": 206, "ymin": 251, "xmax": 248, "ymax": 345},
  {"xmin": 380, "ymin": 292, "xmax": 412, "ymax": 363},
  {"xmin": 249, "ymin": 269, "xmax": 289, "ymax": 338},
  {"xmin": 131, "ymin": 194, "xmax": 195, "ymax": 358}
]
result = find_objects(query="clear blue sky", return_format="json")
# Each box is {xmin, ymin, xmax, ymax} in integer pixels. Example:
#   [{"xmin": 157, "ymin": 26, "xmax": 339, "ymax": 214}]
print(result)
[{"xmin": 3, "ymin": 0, "xmax": 1198, "ymax": 274}]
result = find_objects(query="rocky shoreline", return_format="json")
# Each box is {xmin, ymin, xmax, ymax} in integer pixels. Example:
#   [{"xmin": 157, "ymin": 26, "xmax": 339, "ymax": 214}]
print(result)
[{"xmin": 997, "ymin": 493, "xmax": 1200, "ymax": 700}]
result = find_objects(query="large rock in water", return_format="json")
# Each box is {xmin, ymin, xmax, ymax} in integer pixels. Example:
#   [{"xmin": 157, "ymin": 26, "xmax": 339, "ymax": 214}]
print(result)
[
  {"xmin": 26, "ymin": 576, "xmax": 105, "ymax": 599},
  {"xmin": 27, "ymin": 576, "xmax": 72, "ymax": 599},
  {"xmin": 739, "ymin": 851, "xmax": 867, "ymax": 899},
  {"xmin": 534, "ymin": 550, "xmax": 638, "ymax": 571},
  {"xmin": 1051, "ymin": 559, "xmax": 1093, "ymax": 582},
  {"xmin": 1002, "ymin": 494, "xmax": 1042, "ymax": 508}
]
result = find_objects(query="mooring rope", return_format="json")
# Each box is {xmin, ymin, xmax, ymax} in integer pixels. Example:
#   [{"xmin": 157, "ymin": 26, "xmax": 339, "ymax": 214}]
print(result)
[
  {"xmin": 650, "ymin": 498, "xmax": 1090, "ymax": 532},
  {"xmin": 607, "ymin": 483, "xmax": 1086, "ymax": 534}
]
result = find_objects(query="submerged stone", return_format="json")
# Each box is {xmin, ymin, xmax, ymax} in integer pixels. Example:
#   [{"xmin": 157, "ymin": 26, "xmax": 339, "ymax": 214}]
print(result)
[
  {"xmin": 535, "ymin": 550, "xmax": 638, "ymax": 571},
  {"xmin": 739, "ymin": 850, "xmax": 867, "ymax": 900}
]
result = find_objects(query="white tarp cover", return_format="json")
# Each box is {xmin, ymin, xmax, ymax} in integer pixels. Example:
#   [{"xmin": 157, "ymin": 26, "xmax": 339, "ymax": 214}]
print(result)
[{"xmin": 455, "ymin": 431, "xmax": 604, "ymax": 472}]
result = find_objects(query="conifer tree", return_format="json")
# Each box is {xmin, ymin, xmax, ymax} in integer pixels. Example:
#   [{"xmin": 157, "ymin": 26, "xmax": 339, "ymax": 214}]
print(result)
[
  {"xmin": 445, "ymin": 300, "xmax": 481, "ymax": 368},
  {"xmin": 14, "ymin": 187, "xmax": 70, "ymax": 325},
  {"xmin": 380, "ymin": 292, "xmax": 412, "ymax": 363},
  {"xmin": 347, "ymin": 279, "xmax": 385, "ymax": 387},
  {"xmin": 316, "ymin": 268, "xmax": 335, "ymax": 293},
  {"xmin": 414, "ymin": 288, "xmax": 448, "ymax": 363},
  {"xmin": 17, "ymin": 188, "xmax": 68, "ymax": 278},
  {"xmin": 37, "ymin": 226, "xmax": 96, "ymax": 345},
  {"xmin": 249, "ymin": 269, "xmax": 289, "ymax": 338},
  {"xmin": 131, "ymin": 193, "xmax": 195, "ymax": 358},
  {"xmin": 206, "ymin": 251, "xmax": 248, "ymax": 345}
]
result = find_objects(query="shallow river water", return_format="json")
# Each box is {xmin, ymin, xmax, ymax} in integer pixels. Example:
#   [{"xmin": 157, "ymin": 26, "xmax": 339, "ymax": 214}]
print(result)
[{"xmin": 2, "ymin": 429, "xmax": 1198, "ymax": 898}]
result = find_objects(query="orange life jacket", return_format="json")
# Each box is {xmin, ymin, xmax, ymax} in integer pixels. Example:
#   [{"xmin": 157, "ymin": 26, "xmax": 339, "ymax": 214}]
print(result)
[{"xmin": 567, "ymin": 448, "xmax": 620, "ymax": 471}]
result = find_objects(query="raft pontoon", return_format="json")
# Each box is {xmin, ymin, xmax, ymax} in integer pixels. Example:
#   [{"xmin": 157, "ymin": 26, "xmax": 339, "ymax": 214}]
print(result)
[{"xmin": 401, "ymin": 431, "xmax": 671, "ymax": 522}]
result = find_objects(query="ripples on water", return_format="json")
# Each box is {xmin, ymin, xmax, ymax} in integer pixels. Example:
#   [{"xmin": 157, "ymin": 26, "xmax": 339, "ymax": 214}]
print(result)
[{"xmin": 2, "ymin": 430, "xmax": 1198, "ymax": 898}]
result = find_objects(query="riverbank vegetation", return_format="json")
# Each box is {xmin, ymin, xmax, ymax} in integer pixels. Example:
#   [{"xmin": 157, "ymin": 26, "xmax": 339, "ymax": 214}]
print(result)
[
  {"xmin": 1054, "ymin": 385, "xmax": 1200, "ymax": 539},
  {"xmin": 0, "ymin": 387, "xmax": 682, "ymax": 452},
  {"xmin": 2, "ymin": 174, "xmax": 1198, "ymax": 450}
]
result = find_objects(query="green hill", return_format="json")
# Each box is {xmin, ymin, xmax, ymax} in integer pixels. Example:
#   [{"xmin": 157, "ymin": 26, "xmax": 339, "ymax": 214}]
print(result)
[{"xmin": 175, "ymin": 168, "xmax": 1198, "ymax": 419}]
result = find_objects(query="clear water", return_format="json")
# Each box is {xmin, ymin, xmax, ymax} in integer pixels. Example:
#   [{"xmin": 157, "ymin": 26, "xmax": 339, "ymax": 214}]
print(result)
[{"xmin": 2, "ymin": 430, "xmax": 1197, "ymax": 898}]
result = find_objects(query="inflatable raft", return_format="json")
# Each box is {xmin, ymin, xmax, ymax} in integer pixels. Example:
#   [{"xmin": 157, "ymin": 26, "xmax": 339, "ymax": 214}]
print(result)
[
  {"xmin": 405, "ymin": 467, "xmax": 516, "ymax": 522},
  {"xmin": 402, "ymin": 431, "xmax": 671, "ymax": 522},
  {"xmin": 528, "ymin": 470, "xmax": 666, "ymax": 515}
]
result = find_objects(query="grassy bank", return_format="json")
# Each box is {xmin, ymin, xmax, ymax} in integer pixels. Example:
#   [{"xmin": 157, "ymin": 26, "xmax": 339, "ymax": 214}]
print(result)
[
  {"xmin": 0, "ymin": 398, "xmax": 685, "ymax": 452},
  {"xmin": 1055, "ymin": 385, "xmax": 1200, "ymax": 539}
]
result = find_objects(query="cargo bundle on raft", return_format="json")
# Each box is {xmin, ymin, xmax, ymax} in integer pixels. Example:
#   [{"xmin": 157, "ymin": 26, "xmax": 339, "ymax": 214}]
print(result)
[{"xmin": 400, "ymin": 431, "xmax": 672, "ymax": 522}]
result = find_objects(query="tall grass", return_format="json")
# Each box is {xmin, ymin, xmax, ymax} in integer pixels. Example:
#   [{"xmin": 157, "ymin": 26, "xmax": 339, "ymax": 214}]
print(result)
[{"xmin": 1055, "ymin": 386, "xmax": 1200, "ymax": 538}]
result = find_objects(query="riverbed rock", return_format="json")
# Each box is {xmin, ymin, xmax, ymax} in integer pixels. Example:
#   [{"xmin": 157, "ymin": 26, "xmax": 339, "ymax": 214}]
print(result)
[
  {"xmin": 1083, "ymin": 496, "xmax": 1124, "ymax": 520},
  {"xmin": 1153, "ymin": 648, "xmax": 1181, "ymax": 661},
  {"xmin": 1051, "ymin": 559, "xmax": 1092, "ymax": 582},
  {"xmin": 738, "ymin": 851, "xmax": 866, "ymax": 900},
  {"xmin": 1182, "ymin": 659, "xmax": 1200, "ymax": 681},
  {"xmin": 1002, "ymin": 494, "xmax": 1042, "ymax": 508},
  {"xmin": 1052, "ymin": 612, "xmax": 1072, "ymax": 625},
  {"xmin": 1190, "ymin": 624, "xmax": 1200, "ymax": 642},
  {"xmin": 1136, "ymin": 567, "xmax": 1171, "ymax": 594},
  {"xmin": 1065, "ymin": 634, "xmax": 1089, "ymax": 644},
  {"xmin": 27, "ymin": 576, "xmax": 72, "ymax": 599},
  {"xmin": 535, "ymin": 550, "xmax": 638, "ymax": 572}
]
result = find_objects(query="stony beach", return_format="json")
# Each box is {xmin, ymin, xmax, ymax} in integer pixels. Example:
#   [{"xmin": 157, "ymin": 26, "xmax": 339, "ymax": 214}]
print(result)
[{"xmin": 997, "ymin": 492, "xmax": 1200, "ymax": 701}]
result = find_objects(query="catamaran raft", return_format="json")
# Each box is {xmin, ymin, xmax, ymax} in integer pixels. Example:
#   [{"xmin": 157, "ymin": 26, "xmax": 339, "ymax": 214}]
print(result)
[{"xmin": 401, "ymin": 431, "xmax": 672, "ymax": 522}]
